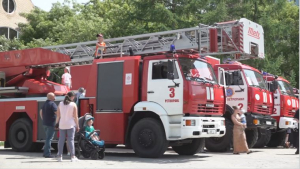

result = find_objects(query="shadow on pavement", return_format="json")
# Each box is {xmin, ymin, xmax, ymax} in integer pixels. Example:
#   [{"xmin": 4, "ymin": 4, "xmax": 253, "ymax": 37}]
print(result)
[
  {"xmin": 0, "ymin": 148, "xmax": 211, "ymax": 164},
  {"xmin": 21, "ymin": 161, "xmax": 54, "ymax": 163}
]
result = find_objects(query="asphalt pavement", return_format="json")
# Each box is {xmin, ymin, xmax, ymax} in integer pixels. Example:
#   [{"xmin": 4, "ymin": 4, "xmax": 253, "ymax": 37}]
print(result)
[{"xmin": 0, "ymin": 146, "xmax": 299, "ymax": 169}]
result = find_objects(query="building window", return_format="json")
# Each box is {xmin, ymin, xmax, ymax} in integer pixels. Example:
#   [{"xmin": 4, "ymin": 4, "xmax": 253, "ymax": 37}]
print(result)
[
  {"xmin": 2, "ymin": 0, "xmax": 15, "ymax": 13},
  {"xmin": 0, "ymin": 27, "xmax": 18, "ymax": 39}
]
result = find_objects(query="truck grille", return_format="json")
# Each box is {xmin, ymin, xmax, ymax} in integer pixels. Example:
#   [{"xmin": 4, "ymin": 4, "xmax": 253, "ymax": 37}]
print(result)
[
  {"xmin": 197, "ymin": 103, "xmax": 222, "ymax": 113},
  {"xmin": 190, "ymin": 100, "xmax": 223, "ymax": 115},
  {"xmin": 288, "ymin": 110, "xmax": 296, "ymax": 117},
  {"xmin": 254, "ymin": 105, "xmax": 271, "ymax": 114},
  {"xmin": 197, "ymin": 104, "xmax": 220, "ymax": 113}
]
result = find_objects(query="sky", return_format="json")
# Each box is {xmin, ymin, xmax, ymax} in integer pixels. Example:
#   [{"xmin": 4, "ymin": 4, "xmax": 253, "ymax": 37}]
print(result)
[{"xmin": 31, "ymin": 0, "xmax": 90, "ymax": 11}]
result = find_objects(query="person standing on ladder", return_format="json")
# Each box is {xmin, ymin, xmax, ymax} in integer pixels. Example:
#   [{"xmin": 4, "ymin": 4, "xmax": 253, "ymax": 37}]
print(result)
[{"xmin": 95, "ymin": 33, "xmax": 106, "ymax": 58}]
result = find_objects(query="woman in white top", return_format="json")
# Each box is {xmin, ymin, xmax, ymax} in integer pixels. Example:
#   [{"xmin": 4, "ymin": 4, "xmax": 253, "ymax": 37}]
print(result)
[
  {"xmin": 55, "ymin": 91, "xmax": 80, "ymax": 162},
  {"xmin": 62, "ymin": 67, "xmax": 72, "ymax": 89}
]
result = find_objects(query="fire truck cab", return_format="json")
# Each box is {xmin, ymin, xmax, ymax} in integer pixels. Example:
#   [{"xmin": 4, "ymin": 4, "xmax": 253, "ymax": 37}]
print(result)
[
  {"xmin": 205, "ymin": 60, "xmax": 277, "ymax": 152},
  {"xmin": 263, "ymin": 74, "xmax": 299, "ymax": 147}
]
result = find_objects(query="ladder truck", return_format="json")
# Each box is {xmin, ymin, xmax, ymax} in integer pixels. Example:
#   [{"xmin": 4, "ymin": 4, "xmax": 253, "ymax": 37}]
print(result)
[
  {"xmin": 204, "ymin": 20, "xmax": 278, "ymax": 152},
  {"xmin": 1, "ymin": 18, "xmax": 260, "ymax": 158},
  {"xmin": 260, "ymin": 73, "xmax": 299, "ymax": 148},
  {"xmin": 0, "ymin": 48, "xmax": 72, "ymax": 151}
]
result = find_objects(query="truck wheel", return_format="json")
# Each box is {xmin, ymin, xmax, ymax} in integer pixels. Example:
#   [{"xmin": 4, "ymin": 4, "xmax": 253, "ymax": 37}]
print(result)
[
  {"xmin": 253, "ymin": 129, "xmax": 271, "ymax": 148},
  {"xmin": 205, "ymin": 119, "xmax": 233, "ymax": 152},
  {"xmin": 8, "ymin": 118, "xmax": 34, "ymax": 152},
  {"xmin": 267, "ymin": 130, "xmax": 286, "ymax": 147},
  {"xmin": 172, "ymin": 138, "xmax": 205, "ymax": 155},
  {"xmin": 245, "ymin": 128, "xmax": 258, "ymax": 148},
  {"xmin": 130, "ymin": 118, "xmax": 168, "ymax": 158}
]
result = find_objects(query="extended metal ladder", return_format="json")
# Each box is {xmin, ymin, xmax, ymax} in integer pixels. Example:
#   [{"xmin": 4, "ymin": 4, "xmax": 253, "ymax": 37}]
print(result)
[{"xmin": 35, "ymin": 18, "xmax": 264, "ymax": 69}]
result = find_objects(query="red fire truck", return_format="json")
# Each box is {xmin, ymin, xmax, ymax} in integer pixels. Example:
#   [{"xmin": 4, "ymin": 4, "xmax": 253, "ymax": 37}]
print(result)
[
  {"xmin": 205, "ymin": 60, "xmax": 277, "ymax": 152},
  {"xmin": 202, "ymin": 19, "xmax": 277, "ymax": 152},
  {"xmin": 259, "ymin": 74, "xmax": 299, "ymax": 148},
  {"xmin": 0, "ymin": 48, "xmax": 71, "ymax": 152},
  {"xmin": 0, "ymin": 18, "xmax": 262, "ymax": 158}
]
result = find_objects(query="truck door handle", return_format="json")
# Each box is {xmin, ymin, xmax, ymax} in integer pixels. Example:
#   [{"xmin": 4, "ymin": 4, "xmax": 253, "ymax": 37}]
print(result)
[
  {"xmin": 235, "ymin": 88, "xmax": 244, "ymax": 92},
  {"xmin": 147, "ymin": 91, "xmax": 154, "ymax": 94}
]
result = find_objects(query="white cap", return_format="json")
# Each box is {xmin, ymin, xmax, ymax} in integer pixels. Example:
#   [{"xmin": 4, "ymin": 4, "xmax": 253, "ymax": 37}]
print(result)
[{"xmin": 240, "ymin": 109, "xmax": 246, "ymax": 113}]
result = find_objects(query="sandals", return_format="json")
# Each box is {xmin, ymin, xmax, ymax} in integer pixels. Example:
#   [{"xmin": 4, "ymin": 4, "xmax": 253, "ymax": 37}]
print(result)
[
  {"xmin": 233, "ymin": 150, "xmax": 252, "ymax": 154},
  {"xmin": 284, "ymin": 142, "xmax": 290, "ymax": 148}
]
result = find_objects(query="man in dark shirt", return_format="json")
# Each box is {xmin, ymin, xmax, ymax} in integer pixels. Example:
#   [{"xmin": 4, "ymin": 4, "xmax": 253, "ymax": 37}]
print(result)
[
  {"xmin": 73, "ymin": 87, "xmax": 85, "ymax": 106},
  {"xmin": 294, "ymin": 109, "xmax": 299, "ymax": 154},
  {"xmin": 39, "ymin": 92, "xmax": 57, "ymax": 158}
]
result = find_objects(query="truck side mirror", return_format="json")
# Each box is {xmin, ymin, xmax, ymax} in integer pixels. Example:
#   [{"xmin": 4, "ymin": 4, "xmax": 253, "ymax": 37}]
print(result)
[
  {"xmin": 167, "ymin": 60, "xmax": 175, "ymax": 80},
  {"xmin": 270, "ymin": 80, "xmax": 278, "ymax": 92},
  {"xmin": 225, "ymin": 72, "xmax": 233, "ymax": 85}
]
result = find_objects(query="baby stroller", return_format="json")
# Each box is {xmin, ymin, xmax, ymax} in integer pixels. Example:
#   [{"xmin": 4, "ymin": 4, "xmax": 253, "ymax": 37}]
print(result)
[{"xmin": 75, "ymin": 113, "xmax": 105, "ymax": 160}]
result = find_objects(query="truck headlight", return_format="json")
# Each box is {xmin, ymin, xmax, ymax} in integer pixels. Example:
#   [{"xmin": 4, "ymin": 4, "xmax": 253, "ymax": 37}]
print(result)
[
  {"xmin": 221, "ymin": 120, "xmax": 225, "ymax": 126},
  {"xmin": 186, "ymin": 120, "xmax": 196, "ymax": 126}
]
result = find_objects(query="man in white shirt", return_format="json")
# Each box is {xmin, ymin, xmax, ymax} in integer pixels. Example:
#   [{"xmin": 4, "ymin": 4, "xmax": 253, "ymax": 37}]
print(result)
[{"xmin": 62, "ymin": 67, "xmax": 72, "ymax": 89}]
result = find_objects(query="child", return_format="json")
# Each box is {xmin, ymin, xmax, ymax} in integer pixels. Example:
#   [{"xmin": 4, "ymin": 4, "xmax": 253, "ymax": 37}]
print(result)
[
  {"xmin": 85, "ymin": 118, "xmax": 104, "ymax": 147},
  {"xmin": 240, "ymin": 109, "xmax": 247, "ymax": 128}
]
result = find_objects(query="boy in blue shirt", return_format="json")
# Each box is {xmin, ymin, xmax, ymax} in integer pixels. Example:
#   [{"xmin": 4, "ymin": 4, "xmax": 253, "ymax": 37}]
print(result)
[{"xmin": 85, "ymin": 117, "xmax": 104, "ymax": 147}]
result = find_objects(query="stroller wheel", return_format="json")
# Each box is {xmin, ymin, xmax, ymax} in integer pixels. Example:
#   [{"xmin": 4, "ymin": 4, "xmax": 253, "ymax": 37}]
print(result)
[
  {"xmin": 91, "ymin": 149, "xmax": 98, "ymax": 160},
  {"xmin": 82, "ymin": 151, "xmax": 90, "ymax": 158},
  {"xmin": 98, "ymin": 151, "xmax": 105, "ymax": 159},
  {"xmin": 75, "ymin": 147, "xmax": 81, "ymax": 158}
]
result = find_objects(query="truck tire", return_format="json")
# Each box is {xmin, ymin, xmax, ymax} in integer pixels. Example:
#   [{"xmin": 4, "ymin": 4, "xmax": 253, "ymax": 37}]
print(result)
[
  {"xmin": 253, "ymin": 129, "xmax": 271, "ymax": 148},
  {"xmin": 8, "ymin": 118, "xmax": 34, "ymax": 152},
  {"xmin": 130, "ymin": 118, "xmax": 169, "ymax": 158},
  {"xmin": 245, "ymin": 128, "xmax": 258, "ymax": 148},
  {"xmin": 205, "ymin": 119, "xmax": 233, "ymax": 152},
  {"xmin": 172, "ymin": 138, "xmax": 205, "ymax": 155},
  {"xmin": 267, "ymin": 131, "xmax": 286, "ymax": 147}
]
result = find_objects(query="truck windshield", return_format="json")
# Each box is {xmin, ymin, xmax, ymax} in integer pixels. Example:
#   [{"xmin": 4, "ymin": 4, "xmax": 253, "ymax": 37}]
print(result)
[
  {"xmin": 178, "ymin": 58, "xmax": 217, "ymax": 83},
  {"xmin": 244, "ymin": 69, "xmax": 267, "ymax": 89},
  {"xmin": 277, "ymin": 81, "xmax": 295, "ymax": 96}
]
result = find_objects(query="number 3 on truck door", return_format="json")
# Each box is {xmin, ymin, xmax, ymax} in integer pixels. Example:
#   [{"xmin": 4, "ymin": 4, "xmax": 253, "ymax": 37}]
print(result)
[{"xmin": 169, "ymin": 88, "xmax": 175, "ymax": 98}]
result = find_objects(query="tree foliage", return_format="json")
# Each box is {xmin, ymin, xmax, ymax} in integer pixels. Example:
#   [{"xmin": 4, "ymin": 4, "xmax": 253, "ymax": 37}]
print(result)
[{"xmin": 1, "ymin": 0, "xmax": 299, "ymax": 86}]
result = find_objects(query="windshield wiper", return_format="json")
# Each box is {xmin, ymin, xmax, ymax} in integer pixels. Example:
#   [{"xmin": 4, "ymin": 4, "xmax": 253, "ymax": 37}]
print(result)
[
  {"xmin": 281, "ymin": 91, "xmax": 290, "ymax": 95},
  {"xmin": 193, "ymin": 77, "xmax": 206, "ymax": 83},
  {"xmin": 203, "ymin": 77, "xmax": 216, "ymax": 86},
  {"xmin": 251, "ymin": 84, "xmax": 264, "ymax": 90}
]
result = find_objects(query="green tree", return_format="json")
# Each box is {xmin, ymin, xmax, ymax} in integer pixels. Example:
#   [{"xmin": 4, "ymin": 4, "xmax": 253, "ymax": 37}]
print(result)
[{"xmin": 1, "ymin": 0, "xmax": 298, "ymax": 87}]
